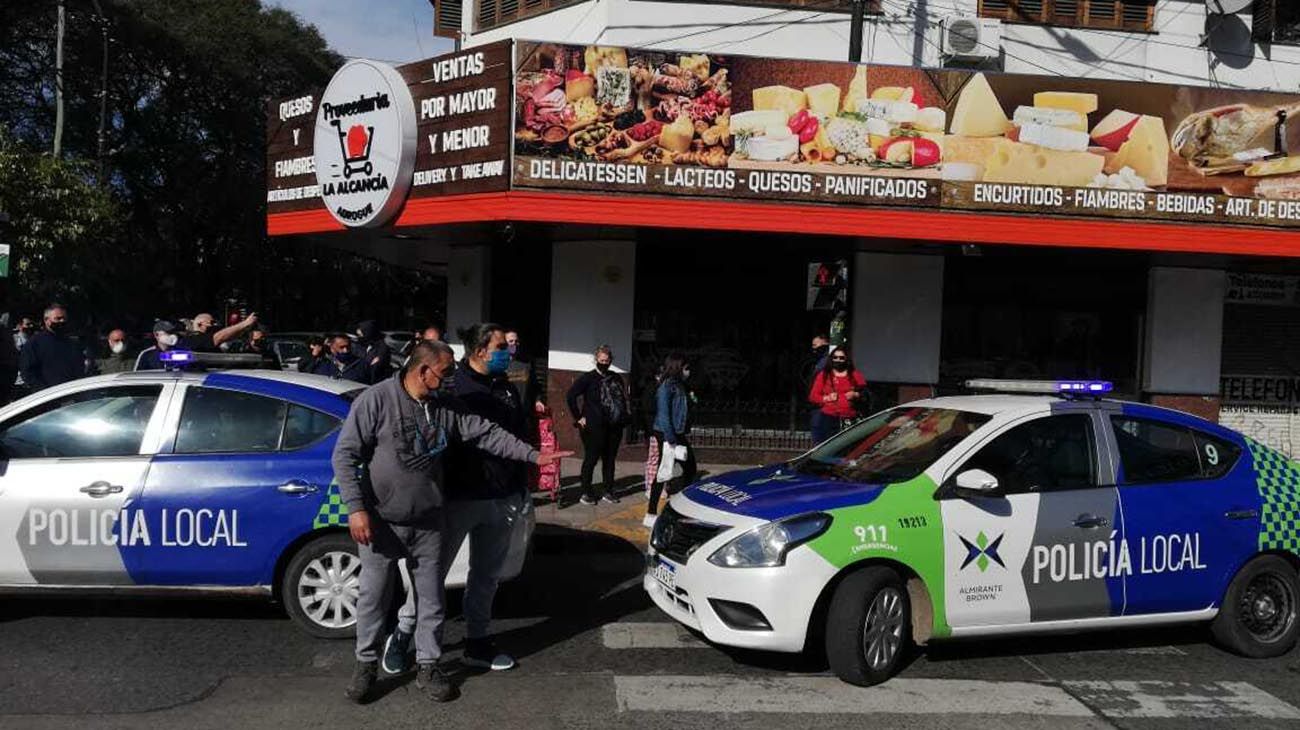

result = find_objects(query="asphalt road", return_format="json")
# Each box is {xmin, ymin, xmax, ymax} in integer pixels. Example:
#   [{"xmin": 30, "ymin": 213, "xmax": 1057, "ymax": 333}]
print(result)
[{"xmin": 1, "ymin": 523, "xmax": 1298, "ymax": 730}]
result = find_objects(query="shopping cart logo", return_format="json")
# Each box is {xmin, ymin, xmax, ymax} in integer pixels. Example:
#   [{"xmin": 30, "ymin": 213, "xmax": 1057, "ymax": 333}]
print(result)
[
  {"xmin": 312, "ymin": 60, "xmax": 417, "ymax": 228},
  {"xmin": 330, "ymin": 120, "xmax": 375, "ymax": 179}
]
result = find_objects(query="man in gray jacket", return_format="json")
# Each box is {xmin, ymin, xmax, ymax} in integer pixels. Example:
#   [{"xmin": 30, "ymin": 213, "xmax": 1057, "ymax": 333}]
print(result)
[{"xmin": 333, "ymin": 341, "xmax": 566, "ymax": 704}]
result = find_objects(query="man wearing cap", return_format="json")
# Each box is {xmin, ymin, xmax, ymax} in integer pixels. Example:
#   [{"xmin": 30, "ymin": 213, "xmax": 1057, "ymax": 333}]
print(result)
[{"xmin": 134, "ymin": 321, "xmax": 182, "ymax": 371}]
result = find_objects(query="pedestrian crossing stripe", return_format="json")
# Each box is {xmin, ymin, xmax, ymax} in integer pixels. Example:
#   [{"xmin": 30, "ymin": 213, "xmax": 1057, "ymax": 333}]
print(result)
[
  {"xmin": 313, "ymin": 481, "xmax": 347, "ymax": 529},
  {"xmin": 1246, "ymin": 439, "xmax": 1300, "ymax": 557}
]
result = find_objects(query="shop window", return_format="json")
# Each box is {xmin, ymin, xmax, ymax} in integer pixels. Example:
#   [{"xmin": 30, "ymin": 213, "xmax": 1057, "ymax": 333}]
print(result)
[
  {"xmin": 978, "ymin": 0, "xmax": 1155, "ymax": 32},
  {"xmin": 475, "ymin": 0, "xmax": 583, "ymax": 32},
  {"xmin": 1253, "ymin": 0, "xmax": 1300, "ymax": 45}
]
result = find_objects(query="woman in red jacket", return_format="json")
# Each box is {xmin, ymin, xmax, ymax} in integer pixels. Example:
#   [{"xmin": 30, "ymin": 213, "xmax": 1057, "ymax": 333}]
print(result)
[{"xmin": 808, "ymin": 346, "xmax": 866, "ymax": 443}]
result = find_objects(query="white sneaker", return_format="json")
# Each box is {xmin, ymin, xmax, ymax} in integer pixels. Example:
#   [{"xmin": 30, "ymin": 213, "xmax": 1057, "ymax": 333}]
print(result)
[{"xmin": 643, "ymin": 514, "xmax": 657, "ymax": 528}]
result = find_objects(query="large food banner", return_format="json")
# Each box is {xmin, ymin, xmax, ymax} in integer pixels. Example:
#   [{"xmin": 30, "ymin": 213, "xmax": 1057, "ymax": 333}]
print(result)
[{"xmin": 511, "ymin": 40, "xmax": 1300, "ymax": 228}]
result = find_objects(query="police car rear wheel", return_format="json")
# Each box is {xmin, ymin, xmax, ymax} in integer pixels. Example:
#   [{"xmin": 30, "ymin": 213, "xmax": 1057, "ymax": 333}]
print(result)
[
  {"xmin": 282, "ymin": 534, "xmax": 361, "ymax": 639},
  {"xmin": 1211, "ymin": 555, "xmax": 1299, "ymax": 659},
  {"xmin": 826, "ymin": 567, "xmax": 911, "ymax": 686}
]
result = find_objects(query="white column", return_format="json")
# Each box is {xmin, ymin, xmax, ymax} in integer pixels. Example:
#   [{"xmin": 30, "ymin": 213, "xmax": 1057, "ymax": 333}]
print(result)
[
  {"xmin": 1143, "ymin": 267, "xmax": 1226, "ymax": 394},
  {"xmin": 446, "ymin": 244, "xmax": 490, "ymax": 357},
  {"xmin": 548, "ymin": 240, "xmax": 636, "ymax": 373},
  {"xmin": 850, "ymin": 252, "xmax": 944, "ymax": 385}
]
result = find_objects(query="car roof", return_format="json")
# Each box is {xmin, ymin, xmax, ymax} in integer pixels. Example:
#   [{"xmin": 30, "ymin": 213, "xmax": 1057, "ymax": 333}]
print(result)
[
  {"xmin": 906, "ymin": 394, "xmax": 1061, "ymax": 417},
  {"xmin": 110, "ymin": 369, "xmax": 365, "ymax": 395}
]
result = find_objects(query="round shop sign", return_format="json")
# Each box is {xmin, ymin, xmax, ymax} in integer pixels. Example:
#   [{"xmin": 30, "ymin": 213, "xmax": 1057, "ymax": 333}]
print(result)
[{"xmin": 313, "ymin": 59, "xmax": 417, "ymax": 228}]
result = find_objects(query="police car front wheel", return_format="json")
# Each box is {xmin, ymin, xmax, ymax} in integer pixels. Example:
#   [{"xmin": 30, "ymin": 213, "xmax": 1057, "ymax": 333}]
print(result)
[
  {"xmin": 825, "ymin": 567, "xmax": 912, "ymax": 686},
  {"xmin": 1212, "ymin": 555, "xmax": 1299, "ymax": 659},
  {"xmin": 282, "ymin": 533, "xmax": 362, "ymax": 639}
]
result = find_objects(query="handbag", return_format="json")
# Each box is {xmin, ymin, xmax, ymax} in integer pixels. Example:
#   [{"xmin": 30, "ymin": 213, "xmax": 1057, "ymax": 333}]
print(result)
[{"xmin": 656, "ymin": 441, "xmax": 684, "ymax": 483}]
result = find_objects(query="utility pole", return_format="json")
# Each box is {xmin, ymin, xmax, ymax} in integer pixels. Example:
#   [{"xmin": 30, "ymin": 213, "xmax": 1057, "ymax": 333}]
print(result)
[
  {"xmin": 90, "ymin": 0, "xmax": 109, "ymax": 182},
  {"xmin": 54, "ymin": 0, "xmax": 66, "ymax": 158},
  {"xmin": 848, "ymin": 0, "xmax": 866, "ymax": 62}
]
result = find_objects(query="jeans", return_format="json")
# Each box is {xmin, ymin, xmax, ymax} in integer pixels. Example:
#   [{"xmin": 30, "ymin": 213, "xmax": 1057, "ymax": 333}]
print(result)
[
  {"xmin": 396, "ymin": 494, "xmax": 520, "ymax": 641},
  {"xmin": 579, "ymin": 423, "xmax": 623, "ymax": 500},
  {"xmin": 647, "ymin": 433, "xmax": 696, "ymax": 516},
  {"xmin": 811, "ymin": 411, "xmax": 844, "ymax": 444},
  {"xmin": 355, "ymin": 516, "xmax": 445, "ymax": 665}
]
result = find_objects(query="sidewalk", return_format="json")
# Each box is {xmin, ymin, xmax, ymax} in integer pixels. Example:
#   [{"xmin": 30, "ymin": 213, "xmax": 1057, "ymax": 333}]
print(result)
[{"xmin": 532, "ymin": 460, "xmax": 758, "ymax": 545}]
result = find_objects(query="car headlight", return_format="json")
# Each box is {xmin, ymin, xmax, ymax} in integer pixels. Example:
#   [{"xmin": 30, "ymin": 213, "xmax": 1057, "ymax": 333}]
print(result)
[{"xmin": 707, "ymin": 513, "xmax": 831, "ymax": 568}]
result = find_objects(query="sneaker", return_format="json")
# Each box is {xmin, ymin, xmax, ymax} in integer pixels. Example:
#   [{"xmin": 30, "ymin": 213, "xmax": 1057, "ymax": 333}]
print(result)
[
  {"xmin": 601, "ymin": 493, "xmax": 621, "ymax": 504},
  {"xmin": 579, "ymin": 495, "xmax": 598, "ymax": 506},
  {"xmin": 463, "ymin": 638, "xmax": 517, "ymax": 671},
  {"xmin": 643, "ymin": 513, "xmax": 657, "ymax": 528},
  {"xmin": 345, "ymin": 660, "xmax": 378, "ymax": 704},
  {"xmin": 415, "ymin": 662, "xmax": 458, "ymax": 702},
  {"xmin": 382, "ymin": 629, "xmax": 413, "ymax": 674}
]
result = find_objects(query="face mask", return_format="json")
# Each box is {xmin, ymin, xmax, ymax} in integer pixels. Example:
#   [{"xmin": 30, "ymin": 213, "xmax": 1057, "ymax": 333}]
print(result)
[
  {"xmin": 832, "ymin": 361, "xmax": 849, "ymax": 372},
  {"xmin": 335, "ymin": 350, "xmax": 355, "ymax": 363},
  {"xmin": 596, "ymin": 362, "xmax": 610, "ymax": 374},
  {"xmin": 682, "ymin": 368, "xmax": 691, "ymax": 380},
  {"xmin": 159, "ymin": 333, "xmax": 179, "ymax": 347},
  {"xmin": 488, "ymin": 349, "xmax": 511, "ymax": 375},
  {"xmin": 507, "ymin": 343, "xmax": 518, "ymax": 356},
  {"xmin": 49, "ymin": 322, "xmax": 69, "ymax": 335},
  {"xmin": 110, "ymin": 341, "xmax": 126, "ymax": 354}
]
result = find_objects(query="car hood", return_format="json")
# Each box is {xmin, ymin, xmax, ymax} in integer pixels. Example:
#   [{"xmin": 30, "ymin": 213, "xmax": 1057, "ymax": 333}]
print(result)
[{"xmin": 681, "ymin": 464, "xmax": 886, "ymax": 522}]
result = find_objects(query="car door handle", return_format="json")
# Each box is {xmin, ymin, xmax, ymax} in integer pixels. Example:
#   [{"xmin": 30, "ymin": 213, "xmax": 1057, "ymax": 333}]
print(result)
[
  {"xmin": 1225, "ymin": 509, "xmax": 1259, "ymax": 521},
  {"xmin": 80, "ymin": 481, "xmax": 123, "ymax": 498},
  {"xmin": 277, "ymin": 480, "xmax": 318, "ymax": 495},
  {"xmin": 1073, "ymin": 513, "xmax": 1109, "ymax": 529}
]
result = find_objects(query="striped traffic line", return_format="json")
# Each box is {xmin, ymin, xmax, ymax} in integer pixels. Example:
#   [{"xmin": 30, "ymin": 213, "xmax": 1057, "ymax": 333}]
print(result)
[{"xmin": 613, "ymin": 675, "xmax": 1300, "ymax": 720}]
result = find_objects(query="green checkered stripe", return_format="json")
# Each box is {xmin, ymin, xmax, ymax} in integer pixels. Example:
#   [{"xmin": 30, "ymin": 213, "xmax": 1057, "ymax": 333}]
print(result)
[
  {"xmin": 313, "ymin": 481, "xmax": 347, "ymax": 529},
  {"xmin": 1247, "ymin": 439, "xmax": 1300, "ymax": 557}
]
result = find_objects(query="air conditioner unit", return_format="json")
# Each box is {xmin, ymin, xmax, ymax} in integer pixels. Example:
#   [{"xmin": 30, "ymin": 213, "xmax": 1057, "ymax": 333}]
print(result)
[{"xmin": 942, "ymin": 16, "xmax": 1001, "ymax": 60}]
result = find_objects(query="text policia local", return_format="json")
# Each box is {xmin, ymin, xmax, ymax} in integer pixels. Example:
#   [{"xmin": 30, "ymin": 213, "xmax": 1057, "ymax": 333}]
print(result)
[
  {"xmin": 27, "ymin": 508, "xmax": 248, "ymax": 548},
  {"xmin": 1031, "ymin": 531, "xmax": 1206, "ymax": 585}
]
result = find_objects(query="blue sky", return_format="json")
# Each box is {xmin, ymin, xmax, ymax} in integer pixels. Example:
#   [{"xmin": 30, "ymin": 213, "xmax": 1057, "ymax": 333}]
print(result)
[{"xmin": 266, "ymin": 0, "xmax": 454, "ymax": 64}]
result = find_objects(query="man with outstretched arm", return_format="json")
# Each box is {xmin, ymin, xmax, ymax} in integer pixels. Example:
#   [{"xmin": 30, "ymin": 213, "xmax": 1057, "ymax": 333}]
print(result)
[{"xmin": 332, "ymin": 340, "xmax": 568, "ymax": 704}]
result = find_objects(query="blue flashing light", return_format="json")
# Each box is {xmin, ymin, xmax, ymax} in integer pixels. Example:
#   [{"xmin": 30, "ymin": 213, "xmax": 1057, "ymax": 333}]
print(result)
[
  {"xmin": 159, "ymin": 350, "xmax": 195, "ymax": 364},
  {"xmin": 1058, "ymin": 380, "xmax": 1113, "ymax": 394}
]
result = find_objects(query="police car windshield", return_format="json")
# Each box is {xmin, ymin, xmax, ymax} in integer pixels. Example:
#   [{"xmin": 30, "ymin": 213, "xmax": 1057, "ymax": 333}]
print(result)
[{"xmin": 797, "ymin": 407, "xmax": 990, "ymax": 484}]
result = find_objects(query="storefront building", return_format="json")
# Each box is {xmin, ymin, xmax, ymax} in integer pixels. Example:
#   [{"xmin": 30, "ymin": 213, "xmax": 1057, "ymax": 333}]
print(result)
[{"xmin": 267, "ymin": 39, "xmax": 1300, "ymax": 461}]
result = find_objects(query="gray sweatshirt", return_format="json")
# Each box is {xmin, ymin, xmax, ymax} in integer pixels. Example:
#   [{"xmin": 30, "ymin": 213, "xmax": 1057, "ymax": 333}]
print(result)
[{"xmin": 332, "ymin": 374, "xmax": 539, "ymax": 525}]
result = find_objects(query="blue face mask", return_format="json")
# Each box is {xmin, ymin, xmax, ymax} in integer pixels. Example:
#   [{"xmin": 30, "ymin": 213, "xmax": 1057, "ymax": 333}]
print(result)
[{"xmin": 487, "ymin": 348, "xmax": 511, "ymax": 375}]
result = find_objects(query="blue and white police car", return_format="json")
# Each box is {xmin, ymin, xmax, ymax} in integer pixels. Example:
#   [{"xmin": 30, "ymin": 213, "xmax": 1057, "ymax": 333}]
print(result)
[
  {"xmin": 0, "ymin": 354, "xmax": 534, "ymax": 637},
  {"xmin": 648, "ymin": 380, "xmax": 1300, "ymax": 685}
]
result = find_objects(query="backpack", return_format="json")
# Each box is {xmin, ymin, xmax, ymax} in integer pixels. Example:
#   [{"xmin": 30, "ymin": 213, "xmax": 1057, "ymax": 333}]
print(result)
[{"xmin": 597, "ymin": 373, "xmax": 629, "ymax": 425}]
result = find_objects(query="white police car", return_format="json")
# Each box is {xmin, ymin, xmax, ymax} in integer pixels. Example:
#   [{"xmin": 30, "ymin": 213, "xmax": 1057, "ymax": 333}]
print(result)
[
  {"xmin": 647, "ymin": 380, "xmax": 1300, "ymax": 685},
  {"xmin": 0, "ymin": 356, "xmax": 534, "ymax": 637}
]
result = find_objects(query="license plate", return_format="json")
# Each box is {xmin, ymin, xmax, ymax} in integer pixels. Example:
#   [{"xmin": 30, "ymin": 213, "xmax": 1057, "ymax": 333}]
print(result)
[{"xmin": 649, "ymin": 557, "xmax": 677, "ymax": 591}]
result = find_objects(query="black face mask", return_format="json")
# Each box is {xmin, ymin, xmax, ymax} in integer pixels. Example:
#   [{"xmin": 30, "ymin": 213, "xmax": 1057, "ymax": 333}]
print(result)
[
  {"xmin": 596, "ymin": 362, "xmax": 610, "ymax": 374},
  {"xmin": 832, "ymin": 362, "xmax": 849, "ymax": 372},
  {"xmin": 48, "ymin": 322, "xmax": 69, "ymax": 335}
]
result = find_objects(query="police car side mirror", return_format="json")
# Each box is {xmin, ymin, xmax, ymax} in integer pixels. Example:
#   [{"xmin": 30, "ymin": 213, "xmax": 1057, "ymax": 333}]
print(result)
[{"xmin": 954, "ymin": 469, "xmax": 1000, "ymax": 499}]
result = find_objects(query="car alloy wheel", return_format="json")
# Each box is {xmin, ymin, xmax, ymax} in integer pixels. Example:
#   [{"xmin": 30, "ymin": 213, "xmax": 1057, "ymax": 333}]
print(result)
[
  {"xmin": 862, "ymin": 586, "xmax": 905, "ymax": 671},
  {"xmin": 298, "ymin": 550, "xmax": 362, "ymax": 630},
  {"xmin": 1239, "ymin": 572, "xmax": 1297, "ymax": 644}
]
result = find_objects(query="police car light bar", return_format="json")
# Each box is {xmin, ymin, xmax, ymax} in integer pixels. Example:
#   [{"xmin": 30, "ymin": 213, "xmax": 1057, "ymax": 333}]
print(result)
[
  {"xmin": 159, "ymin": 350, "xmax": 195, "ymax": 364},
  {"xmin": 965, "ymin": 379, "xmax": 1113, "ymax": 395},
  {"xmin": 158, "ymin": 350, "xmax": 268, "ymax": 371}
]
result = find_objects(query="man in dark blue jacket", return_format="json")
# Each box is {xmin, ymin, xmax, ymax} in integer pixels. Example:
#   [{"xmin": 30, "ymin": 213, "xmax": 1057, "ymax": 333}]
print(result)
[
  {"xmin": 18, "ymin": 304, "xmax": 86, "ymax": 391},
  {"xmin": 327, "ymin": 334, "xmax": 369, "ymax": 383},
  {"xmin": 385, "ymin": 322, "xmax": 531, "ymax": 676}
]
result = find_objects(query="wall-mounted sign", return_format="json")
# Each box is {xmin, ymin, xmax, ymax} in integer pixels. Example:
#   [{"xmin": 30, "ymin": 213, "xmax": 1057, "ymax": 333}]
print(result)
[
  {"xmin": 510, "ymin": 41, "xmax": 1300, "ymax": 229},
  {"xmin": 1226, "ymin": 272, "xmax": 1300, "ymax": 307},
  {"xmin": 266, "ymin": 41, "xmax": 513, "ymax": 222},
  {"xmin": 312, "ymin": 60, "xmax": 418, "ymax": 228}
]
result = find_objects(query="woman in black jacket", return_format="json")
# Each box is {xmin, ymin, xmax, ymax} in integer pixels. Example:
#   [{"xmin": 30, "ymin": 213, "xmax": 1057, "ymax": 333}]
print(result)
[{"xmin": 565, "ymin": 344, "xmax": 629, "ymax": 505}]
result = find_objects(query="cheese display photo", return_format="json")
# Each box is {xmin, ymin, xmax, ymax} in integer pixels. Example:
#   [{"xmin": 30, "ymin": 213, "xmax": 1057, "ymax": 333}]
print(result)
[{"xmin": 513, "ymin": 40, "xmax": 1300, "ymax": 227}]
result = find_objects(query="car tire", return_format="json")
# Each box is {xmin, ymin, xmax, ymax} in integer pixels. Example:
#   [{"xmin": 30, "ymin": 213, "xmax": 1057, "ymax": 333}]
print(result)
[
  {"xmin": 1211, "ymin": 555, "xmax": 1299, "ymax": 659},
  {"xmin": 825, "ymin": 566, "xmax": 911, "ymax": 686},
  {"xmin": 282, "ymin": 533, "xmax": 362, "ymax": 639}
]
